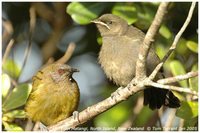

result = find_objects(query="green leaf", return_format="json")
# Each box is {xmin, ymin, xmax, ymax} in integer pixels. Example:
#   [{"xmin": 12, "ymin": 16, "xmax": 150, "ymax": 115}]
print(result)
[
  {"xmin": 97, "ymin": 36, "xmax": 102, "ymax": 45},
  {"xmin": 2, "ymin": 73, "xmax": 11, "ymax": 99},
  {"xmin": 3, "ymin": 121, "xmax": 23, "ymax": 131},
  {"xmin": 135, "ymin": 3, "xmax": 157, "ymax": 30},
  {"xmin": 2, "ymin": 59, "xmax": 21, "ymax": 79},
  {"xmin": 112, "ymin": 3, "xmax": 138, "ymax": 25},
  {"xmin": 3, "ymin": 84, "xmax": 32, "ymax": 112},
  {"xmin": 94, "ymin": 101, "xmax": 130, "ymax": 128},
  {"xmin": 170, "ymin": 60, "xmax": 188, "ymax": 87},
  {"xmin": 183, "ymin": 117, "xmax": 198, "ymax": 129},
  {"xmin": 176, "ymin": 38, "xmax": 188, "ymax": 55},
  {"xmin": 176, "ymin": 101, "xmax": 198, "ymax": 120},
  {"xmin": 155, "ymin": 43, "xmax": 167, "ymax": 59},
  {"xmin": 67, "ymin": 2, "xmax": 108, "ymax": 25},
  {"xmin": 159, "ymin": 25, "xmax": 172, "ymax": 39},
  {"xmin": 186, "ymin": 40, "xmax": 198, "ymax": 53},
  {"xmin": 189, "ymin": 63, "xmax": 198, "ymax": 91},
  {"xmin": 4, "ymin": 110, "xmax": 26, "ymax": 119}
]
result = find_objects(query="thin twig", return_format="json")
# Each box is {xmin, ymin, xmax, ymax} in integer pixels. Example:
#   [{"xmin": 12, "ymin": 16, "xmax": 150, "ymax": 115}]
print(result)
[
  {"xmin": 9, "ymin": 75, "xmax": 18, "ymax": 87},
  {"xmin": 32, "ymin": 3, "xmax": 54, "ymax": 23},
  {"xmin": 2, "ymin": 20, "xmax": 13, "ymax": 43},
  {"xmin": 39, "ymin": 3, "xmax": 68, "ymax": 62},
  {"xmin": 135, "ymin": 2, "xmax": 169, "ymax": 79},
  {"xmin": 46, "ymin": 57, "xmax": 55, "ymax": 65},
  {"xmin": 17, "ymin": 7, "xmax": 36, "ymax": 81},
  {"xmin": 149, "ymin": 2, "xmax": 196, "ymax": 80},
  {"xmin": 148, "ymin": 81, "xmax": 198, "ymax": 96},
  {"xmin": 157, "ymin": 71, "xmax": 198, "ymax": 84},
  {"xmin": 2, "ymin": 39, "xmax": 15, "ymax": 64},
  {"xmin": 55, "ymin": 42, "xmax": 76, "ymax": 64},
  {"xmin": 43, "ymin": 2, "xmax": 196, "ymax": 131}
]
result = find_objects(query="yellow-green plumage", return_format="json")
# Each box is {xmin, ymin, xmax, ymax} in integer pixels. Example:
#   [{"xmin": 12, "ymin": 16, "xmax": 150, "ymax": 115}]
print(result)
[{"xmin": 25, "ymin": 63, "xmax": 80, "ymax": 126}]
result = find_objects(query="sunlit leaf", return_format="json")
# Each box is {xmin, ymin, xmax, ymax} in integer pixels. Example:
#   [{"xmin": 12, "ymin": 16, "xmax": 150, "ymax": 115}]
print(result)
[
  {"xmin": 3, "ymin": 84, "xmax": 32, "ymax": 112},
  {"xmin": 176, "ymin": 38, "xmax": 188, "ymax": 55},
  {"xmin": 2, "ymin": 59, "xmax": 21, "ymax": 79},
  {"xmin": 97, "ymin": 36, "xmax": 102, "ymax": 45},
  {"xmin": 155, "ymin": 44, "xmax": 167, "ymax": 59},
  {"xmin": 112, "ymin": 3, "xmax": 138, "ymax": 25},
  {"xmin": 135, "ymin": 4, "xmax": 156, "ymax": 30},
  {"xmin": 4, "ymin": 110, "xmax": 26, "ymax": 119},
  {"xmin": 186, "ymin": 40, "xmax": 198, "ymax": 53},
  {"xmin": 2, "ymin": 73, "xmax": 11, "ymax": 99},
  {"xmin": 67, "ymin": 2, "xmax": 108, "ymax": 25},
  {"xmin": 176, "ymin": 101, "xmax": 198, "ymax": 120},
  {"xmin": 170, "ymin": 60, "xmax": 188, "ymax": 88},
  {"xmin": 159, "ymin": 25, "xmax": 172, "ymax": 39},
  {"xmin": 3, "ymin": 121, "xmax": 23, "ymax": 131},
  {"xmin": 189, "ymin": 63, "xmax": 198, "ymax": 91}
]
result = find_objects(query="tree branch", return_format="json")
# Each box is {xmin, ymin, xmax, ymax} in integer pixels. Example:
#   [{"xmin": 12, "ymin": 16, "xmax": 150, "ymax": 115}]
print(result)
[
  {"xmin": 147, "ymin": 81, "xmax": 198, "ymax": 96},
  {"xmin": 149, "ymin": 2, "xmax": 196, "ymax": 80},
  {"xmin": 2, "ymin": 39, "xmax": 15, "ymax": 64},
  {"xmin": 157, "ymin": 71, "xmax": 198, "ymax": 84},
  {"xmin": 55, "ymin": 42, "xmax": 76, "ymax": 64},
  {"xmin": 17, "ymin": 6, "xmax": 36, "ymax": 81},
  {"xmin": 2, "ymin": 20, "xmax": 13, "ymax": 44},
  {"xmin": 48, "ymin": 86, "xmax": 142, "ymax": 131},
  {"xmin": 48, "ymin": 72, "xmax": 198, "ymax": 131},
  {"xmin": 135, "ymin": 2, "xmax": 169, "ymax": 79},
  {"xmin": 41, "ymin": 2, "xmax": 197, "ymax": 131}
]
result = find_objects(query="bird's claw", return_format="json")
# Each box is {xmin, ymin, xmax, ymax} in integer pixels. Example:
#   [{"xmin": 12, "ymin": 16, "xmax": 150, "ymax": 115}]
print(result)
[
  {"xmin": 73, "ymin": 111, "xmax": 80, "ymax": 123},
  {"xmin": 111, "ymin": 87, "xmax": 123, "ymax": 100},
  {"xmin": 39, "ymin": 122, "xmax": 48, "ymax": 131}
]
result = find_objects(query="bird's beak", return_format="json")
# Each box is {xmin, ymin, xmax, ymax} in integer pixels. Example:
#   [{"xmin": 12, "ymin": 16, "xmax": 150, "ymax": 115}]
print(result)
[
  {"xmin": 91, "ymin": 19, "xmax": 110, "ymax": 30},
  {"xmin": 70, "ymin": 68, "xmax": 79, "ymax": 73}
]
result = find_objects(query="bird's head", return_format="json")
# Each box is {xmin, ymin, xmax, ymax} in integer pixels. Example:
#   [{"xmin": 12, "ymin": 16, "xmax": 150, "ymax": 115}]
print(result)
[{"xmin": 91, "ymin": 14, "xmax": 128, "ymax": 36}]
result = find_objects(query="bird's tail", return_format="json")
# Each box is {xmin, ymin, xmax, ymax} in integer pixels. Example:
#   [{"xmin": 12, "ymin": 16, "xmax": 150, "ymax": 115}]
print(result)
[{"xmin": 143, "ymin": 87, "xmax": 180, "ymax": 110}]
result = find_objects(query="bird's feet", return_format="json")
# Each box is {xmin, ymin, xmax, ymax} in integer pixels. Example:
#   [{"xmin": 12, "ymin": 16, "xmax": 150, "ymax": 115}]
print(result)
[
  {"xmin": 111, "ymin": 87, "xmax": 124, "ymax": 100},
  {"xmin": 73, "ymin": 111, "xmax": 80, "ymax": 123},
  {"xmin": 39, "ymin": 122, "xmax": 48, "ymax": 131}
]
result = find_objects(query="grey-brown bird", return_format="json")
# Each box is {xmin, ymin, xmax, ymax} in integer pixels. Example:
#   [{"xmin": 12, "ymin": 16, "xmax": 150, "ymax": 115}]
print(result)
[{"xmin": 92, "ymin": 14, "xmax": 180, "ymax": 110}]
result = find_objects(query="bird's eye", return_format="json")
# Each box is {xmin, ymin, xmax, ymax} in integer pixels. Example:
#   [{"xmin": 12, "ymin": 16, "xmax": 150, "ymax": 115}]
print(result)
[
  {"xmin": 106, "ymin": 21, "xmax": 112, "ymax": 25},
  {"xmin": 58, "ymin": 69, "xmax": 65, "ymax": 75}
]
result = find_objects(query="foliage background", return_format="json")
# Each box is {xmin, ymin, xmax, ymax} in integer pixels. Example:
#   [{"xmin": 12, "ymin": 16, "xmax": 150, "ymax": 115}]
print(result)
[{"xmin": 1, "ymin": 2, "xmax": 198, "ymax": 131}]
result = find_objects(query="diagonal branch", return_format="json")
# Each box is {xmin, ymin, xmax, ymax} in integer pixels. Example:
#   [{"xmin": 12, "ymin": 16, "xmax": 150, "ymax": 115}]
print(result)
[
  {"xmin": 157, "ymin": 71, "xmax": 198, "ymax": 84},
  {"xmin": 135, "ymin": 2, "xmax": 169, "ymax": 79},
  {"xmin": 147, "ymin": 81, "xmax": 198, "ymax": 96},
  {"xmin": 2, "ymin": 39, "xmax": 15, "ymax": 64},
  {"xmin": 149, "ymin": 2, "xmax": 196, "ymax": 80},
  {"xmin": 55, "ymin": 42, "xmax": 76, "ymax": 64},
  {"xmin": 40, "ymin": 2, "xmax": 196, "ymax": 131},
  {"xmin": 48, "ymin": 85, "xmax": 142, "ymax": 131},
  {"xmin": 17, "ymin": 7, "xmax": 36, "ymax": 81}
]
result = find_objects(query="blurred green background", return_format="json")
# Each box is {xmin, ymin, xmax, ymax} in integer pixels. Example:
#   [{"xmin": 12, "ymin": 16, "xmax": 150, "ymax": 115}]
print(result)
[{"xmin": 1, "ymin": 2, "xmax": 198, "ymax": 131}]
